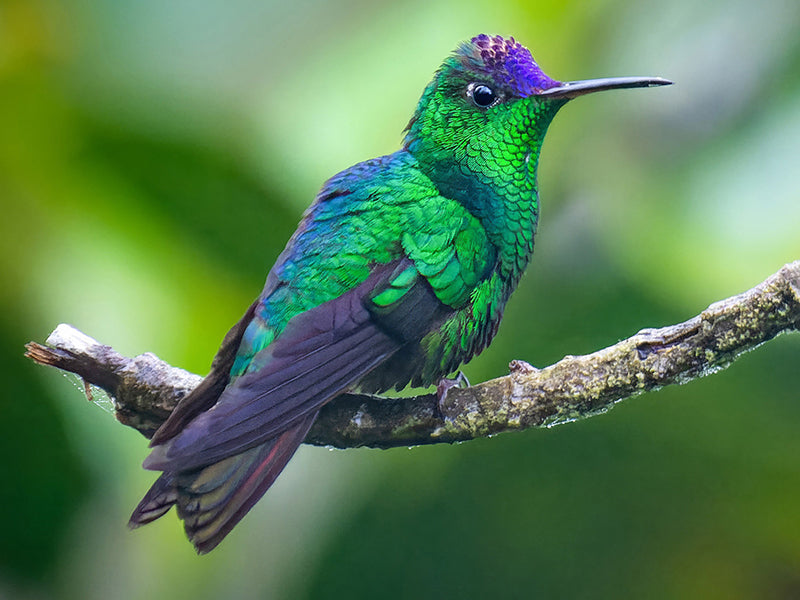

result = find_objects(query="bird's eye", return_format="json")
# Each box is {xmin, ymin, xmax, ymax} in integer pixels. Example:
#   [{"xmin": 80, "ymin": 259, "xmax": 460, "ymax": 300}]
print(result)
[{"xmin": 469, "ymin": 84, "xmax": 496, "ymax": 108}]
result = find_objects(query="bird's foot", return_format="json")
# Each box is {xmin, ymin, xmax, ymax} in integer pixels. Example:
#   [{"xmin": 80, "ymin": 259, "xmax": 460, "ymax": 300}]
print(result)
[{"xmin": 436, "ymin": 371, "xmax": 470, "ymax": 416}]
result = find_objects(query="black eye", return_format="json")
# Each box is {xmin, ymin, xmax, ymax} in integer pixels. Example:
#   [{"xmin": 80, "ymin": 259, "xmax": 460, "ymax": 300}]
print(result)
[{"xmin": 469, "ymin": 84, "xmax": 496, "ymax": 108}]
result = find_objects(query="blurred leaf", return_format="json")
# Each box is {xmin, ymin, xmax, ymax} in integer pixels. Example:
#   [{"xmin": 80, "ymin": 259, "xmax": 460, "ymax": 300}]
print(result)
[{"xmin": 0, "ymin": 322, "xmax": 88, "ymax": 585}]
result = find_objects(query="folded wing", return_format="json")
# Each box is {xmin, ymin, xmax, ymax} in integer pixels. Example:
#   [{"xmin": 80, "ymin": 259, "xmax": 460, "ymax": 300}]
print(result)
[{"xmin": 145, "ymin": 259, "xmax": 446, "ymax": 472}]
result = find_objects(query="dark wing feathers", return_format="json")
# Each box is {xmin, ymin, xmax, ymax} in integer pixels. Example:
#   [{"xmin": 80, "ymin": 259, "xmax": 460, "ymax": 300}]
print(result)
[
  {"xmin": 368, "ymin": 265, "xmax": 450, "ymax": 342},
  {"xmin": 132, "ymin": 258, "xmax": 453, "ymax": 552},
  {"xmin": 146, "ymin": 290, "xmax": 397, "ymax": 471},
  {"xmin": 150, "ymin": 299, "xmax": 260, "ymax": 446},
  {"xmin": 128, "ymin": 472, "xmax": 178, "ymax": 526},
  {"xmin": 144, "ymin": 259, "xmax": 450, "ymax": 473},
  {"xmin": 166, "ymin": 326, "xmax": 395, "ymax": 469}
]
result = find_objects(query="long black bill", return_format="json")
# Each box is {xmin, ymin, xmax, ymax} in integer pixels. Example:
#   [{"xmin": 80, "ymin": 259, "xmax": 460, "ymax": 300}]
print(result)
[{"xmin": 538, "ymin": 76, "xmax": 672, "ymax": 99}]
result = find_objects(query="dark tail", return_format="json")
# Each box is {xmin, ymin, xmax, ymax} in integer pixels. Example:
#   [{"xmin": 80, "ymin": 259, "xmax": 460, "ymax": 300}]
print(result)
[{"xmin": 129, "ymin": 412, "xmax": 317, "ymax": 554}]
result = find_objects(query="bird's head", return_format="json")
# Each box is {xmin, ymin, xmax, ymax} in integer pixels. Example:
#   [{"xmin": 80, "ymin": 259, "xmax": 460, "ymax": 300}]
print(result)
[{"xmin": 405, "ymin": 34, "xmax": 669, "ymax": 187}]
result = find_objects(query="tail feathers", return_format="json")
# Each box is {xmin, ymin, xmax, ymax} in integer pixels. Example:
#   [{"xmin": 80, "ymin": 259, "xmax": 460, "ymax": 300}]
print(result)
[
  {"xmin": 129, "ymin": 472, "xmax": 178, "ymax": 527},
  {"xmin": 129, "ymin": 412, "xmax": 317, "ymax": 554}
]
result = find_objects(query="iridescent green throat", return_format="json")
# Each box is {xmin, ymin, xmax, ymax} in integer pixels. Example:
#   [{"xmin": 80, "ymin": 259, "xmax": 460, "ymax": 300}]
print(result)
[{"xmin": 406, "ymin": 95, "xmax": 566, "ymax": 278}]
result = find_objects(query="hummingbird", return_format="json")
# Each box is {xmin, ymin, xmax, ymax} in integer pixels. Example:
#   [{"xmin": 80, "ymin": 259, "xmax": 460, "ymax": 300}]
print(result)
[{"xmin": 129, "ymin": 34, "xmax": 670, "ymax": 553}]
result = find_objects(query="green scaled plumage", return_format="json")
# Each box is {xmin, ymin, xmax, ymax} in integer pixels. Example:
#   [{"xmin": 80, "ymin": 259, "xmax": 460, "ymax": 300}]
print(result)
[{"xmin": 128, "ymin": 34, "xmax": 670, "ymax": 553}]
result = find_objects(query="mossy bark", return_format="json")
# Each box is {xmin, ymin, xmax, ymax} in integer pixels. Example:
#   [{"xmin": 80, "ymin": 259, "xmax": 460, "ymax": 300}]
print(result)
[{"xmin": 26, "ymin": 261, "xmax": 800, "ymax": 449}]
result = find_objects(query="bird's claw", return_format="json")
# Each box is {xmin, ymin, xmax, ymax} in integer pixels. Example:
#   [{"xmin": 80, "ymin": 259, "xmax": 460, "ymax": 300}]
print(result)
[{"xmin": 436, "ymin": 371, "xmax": 470, "ymax": 416}]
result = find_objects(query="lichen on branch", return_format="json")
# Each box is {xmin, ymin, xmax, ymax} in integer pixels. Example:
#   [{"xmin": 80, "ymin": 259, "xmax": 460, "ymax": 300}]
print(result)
[{"xmin": 25, "ymin": 261, "xmax": 800, "ymax": 449}]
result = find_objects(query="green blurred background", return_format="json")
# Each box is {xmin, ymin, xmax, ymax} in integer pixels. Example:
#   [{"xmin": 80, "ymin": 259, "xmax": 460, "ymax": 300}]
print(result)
[{"xmin": 2, "ymin": 0, "xmax": 799, "ymax": 598}]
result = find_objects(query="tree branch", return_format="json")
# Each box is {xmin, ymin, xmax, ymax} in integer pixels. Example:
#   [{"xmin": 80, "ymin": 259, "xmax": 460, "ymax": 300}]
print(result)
[{"xmin": 25, "ymin": 261, "xmax": 800, "ymax": 449}]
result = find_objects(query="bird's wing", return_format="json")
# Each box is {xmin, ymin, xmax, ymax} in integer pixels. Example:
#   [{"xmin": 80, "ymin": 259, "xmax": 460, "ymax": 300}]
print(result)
[
  {"xmin": 149, "ymin": 300, "xmax": 260, "ymax": 445},
  {"xmin": 144, "ymin": 154, "xmax": 496, "ymax": 473},
  {"xmin": 143, "ymin": 258, "xmax": 451, "ymax": 472}
]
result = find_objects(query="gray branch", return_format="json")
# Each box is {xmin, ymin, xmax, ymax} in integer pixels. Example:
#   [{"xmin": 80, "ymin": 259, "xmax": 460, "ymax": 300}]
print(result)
[{"xmin": 25, "ymin": 261, "xmax": 800, "ymax": 449}]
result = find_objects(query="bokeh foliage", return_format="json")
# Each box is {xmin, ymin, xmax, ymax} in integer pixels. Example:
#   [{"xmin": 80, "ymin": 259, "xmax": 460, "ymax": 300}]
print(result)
[{"xmin": 1, "ymin": 0, "xmax": 799, "ymax": 598}]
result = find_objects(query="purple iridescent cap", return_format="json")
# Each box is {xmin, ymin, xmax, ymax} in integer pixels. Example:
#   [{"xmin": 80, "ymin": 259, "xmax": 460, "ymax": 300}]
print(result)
[{"xmin": 459, "ymin": 34, "xmax": 562, "ymax": 96}]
